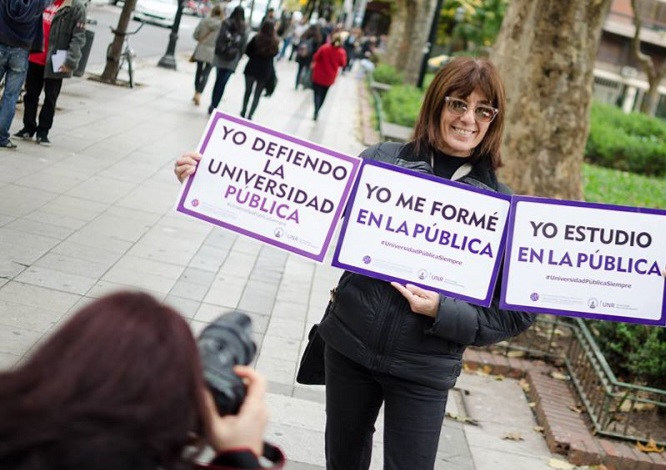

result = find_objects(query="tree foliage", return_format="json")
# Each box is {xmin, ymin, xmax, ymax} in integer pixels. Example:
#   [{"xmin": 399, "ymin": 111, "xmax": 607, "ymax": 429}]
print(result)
[{"xmin": 436, "ymin": 0, "xmax": 508, "ymax": 54}]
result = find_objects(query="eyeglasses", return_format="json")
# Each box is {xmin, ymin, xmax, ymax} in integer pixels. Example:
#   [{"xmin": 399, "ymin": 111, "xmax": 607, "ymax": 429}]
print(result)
[{"xmin": 444, "ymin": 96, "xmax": 499, "ymax": 123}]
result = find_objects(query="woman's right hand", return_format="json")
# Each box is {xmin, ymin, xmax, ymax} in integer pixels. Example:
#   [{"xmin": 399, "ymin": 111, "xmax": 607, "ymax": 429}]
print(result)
[
  {"xmin": 205, "ymin": 366, "xmax": 269, "ymax": 457},
  {"xmin": 174, "ymin": 151, "xmax": 202, "ymax": 183}
]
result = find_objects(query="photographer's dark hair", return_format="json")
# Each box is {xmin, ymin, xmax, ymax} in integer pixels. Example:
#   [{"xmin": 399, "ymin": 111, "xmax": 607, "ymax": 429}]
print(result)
[
  {"xmin": 0, "ymin": 291, "xmax": 210, "ymax": 470},
  {"xmin": 254, "ymin": 19, "xmax": 280, "ymax": 57}
]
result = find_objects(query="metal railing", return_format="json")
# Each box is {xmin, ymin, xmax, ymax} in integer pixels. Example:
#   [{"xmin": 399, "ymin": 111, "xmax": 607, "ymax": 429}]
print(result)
[{"xmin": 479, "ymin": 315, "xmax": 666, "ymax": 446}]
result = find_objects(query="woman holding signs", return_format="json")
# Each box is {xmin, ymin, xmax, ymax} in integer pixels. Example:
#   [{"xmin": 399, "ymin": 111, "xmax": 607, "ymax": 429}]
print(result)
[
  {"xmin": 173, "ymin": 56, "xmax": 535, "ymax": 470},
  {"xmin": 315, "ymin": 56, "xmax": 535, "ymax": 470}
]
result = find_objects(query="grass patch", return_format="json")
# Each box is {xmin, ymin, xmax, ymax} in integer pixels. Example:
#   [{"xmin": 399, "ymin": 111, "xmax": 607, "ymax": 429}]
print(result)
[{"xmin": 583, "ymin": 163, "xmax": 666, "ymax": 209}]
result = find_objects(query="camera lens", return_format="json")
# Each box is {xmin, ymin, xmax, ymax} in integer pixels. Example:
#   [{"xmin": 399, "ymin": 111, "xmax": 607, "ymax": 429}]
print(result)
[{"xmin": 198, "ymin": 311, "xmax": 257, "ymax": 415}]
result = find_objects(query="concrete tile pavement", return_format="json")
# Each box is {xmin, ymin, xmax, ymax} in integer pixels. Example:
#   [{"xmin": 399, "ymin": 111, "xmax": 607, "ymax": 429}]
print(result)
[{"xmin": 0, "ymin": 52, "xmax": 565, "ymax": 469}]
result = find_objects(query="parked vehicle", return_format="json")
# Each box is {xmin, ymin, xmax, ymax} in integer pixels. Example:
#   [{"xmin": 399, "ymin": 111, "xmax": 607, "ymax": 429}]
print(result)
[
  {"xmin": 133, "ymin": 0, "xmax": 178, "ymax": 28},
  {"xmin": 184, "ymin": 0, "xmax": 212, "ymax": 17}
]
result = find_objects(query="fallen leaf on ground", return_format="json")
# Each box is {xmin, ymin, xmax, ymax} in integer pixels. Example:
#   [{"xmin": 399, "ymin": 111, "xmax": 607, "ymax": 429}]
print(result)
[
  {"xmin": 502, "ymin": 432, "xmax": 524, "ymax": 441},
  {"xmin": 550, "ymin": 371, "xmax": 569, "ymax": 381},
  {"xmin": 494, "ymin": 374, "xmax": 505, "ymax": 381},
  {"xmin": 548, "ymin": 458, "xmax": 576, "ymax": 469},
  {"xmin": 533, "ymin": 425, "xmax": 545, "ymax": 433},
  {"xmin": 636, "ymin": 438, "xmax": 664, "ymax": 453},
  {"xmin": 445, "ymin": 412, "xmax": 480, "ymax": 426},
  {"xmin": 620, "ymin": 401, "xmax": 655, "ymax": 412},
  {"xmin": 568, "ymin": 405, "xmax": 584, "ymax": 414},
  {"xmin": 507, "ymin": 350, "xmax": 526, "ymax": 358}
]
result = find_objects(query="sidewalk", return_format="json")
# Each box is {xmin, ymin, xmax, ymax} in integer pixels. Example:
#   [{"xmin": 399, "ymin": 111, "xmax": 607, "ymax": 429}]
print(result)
[{"xmin": 0, "ymin": 54, "xmax": 574, "ymax": 469}]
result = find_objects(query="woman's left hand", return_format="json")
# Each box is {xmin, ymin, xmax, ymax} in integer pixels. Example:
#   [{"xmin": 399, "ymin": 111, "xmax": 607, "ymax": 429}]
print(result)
[{"xmin": 391, "ymin": 282, "xmax": 440, "ymax": 318}]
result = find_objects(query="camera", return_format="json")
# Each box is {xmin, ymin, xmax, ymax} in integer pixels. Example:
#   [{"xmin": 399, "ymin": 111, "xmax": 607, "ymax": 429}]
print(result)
[{"xmin": 198, "ymin": 311, "xmax": 257, "ymax": 416}]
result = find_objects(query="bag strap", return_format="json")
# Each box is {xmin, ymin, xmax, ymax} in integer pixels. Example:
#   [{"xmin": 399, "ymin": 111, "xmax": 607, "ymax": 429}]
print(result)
[{"xmin": 198, "ymin": 29, "xmax": 215, "ymax": 44}]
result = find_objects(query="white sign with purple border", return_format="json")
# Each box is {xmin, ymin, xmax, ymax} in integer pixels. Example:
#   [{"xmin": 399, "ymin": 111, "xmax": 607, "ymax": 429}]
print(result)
[
  {"xmin": 175, "ymin": 112, "xmax": 361, "ymax": 262},
  {"xmin": 500, "ymin": 196, "xmax": 666, "ymax": 325},
  {"xmin": 332, "ymin": 160, "xmax": 512, "ymax": 307}
]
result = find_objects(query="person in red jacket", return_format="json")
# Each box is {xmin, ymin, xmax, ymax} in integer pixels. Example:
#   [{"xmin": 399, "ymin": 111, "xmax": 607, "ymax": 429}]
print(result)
[{"xmin": 310, "ymin": 34, "xmax": 346, "ymax": 121}]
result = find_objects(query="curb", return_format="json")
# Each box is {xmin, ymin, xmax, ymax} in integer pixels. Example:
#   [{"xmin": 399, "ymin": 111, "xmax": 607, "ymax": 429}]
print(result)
[
  {"xmin": 463, "ymin": 349, "xmax": 666, "ymax": 470},
  {"xmin": 357, "ymin": 78, "xmax": 380, "ymax": 146}
]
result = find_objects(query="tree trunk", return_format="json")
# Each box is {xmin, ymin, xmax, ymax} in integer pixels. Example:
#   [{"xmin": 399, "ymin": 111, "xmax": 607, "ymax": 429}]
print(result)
[
  {"xmin": 384, "ymin": 0, "xmax": 435, "ymax": 85},
  {"xmin": 491, "ymin": 0, "xmax": 612, "ymax": 200},
  {"xmin": 642, "ymin": 79, "xmax": 662, "ymax": 115},
  {"xmin": 101, "ymin": 0, "xmax": 138, "ymax": 83}
]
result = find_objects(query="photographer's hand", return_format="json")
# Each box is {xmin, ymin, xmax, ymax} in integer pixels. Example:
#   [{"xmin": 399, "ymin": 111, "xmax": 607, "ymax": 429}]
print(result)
[{"xmin": 205, "ymin": 366, "xmax": 268, "ymax": 457}]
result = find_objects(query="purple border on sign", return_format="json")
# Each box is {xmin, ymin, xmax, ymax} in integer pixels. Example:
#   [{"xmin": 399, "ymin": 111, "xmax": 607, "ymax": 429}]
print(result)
[
  {"xmin": 332, "ymin": 159, "xmax": 511, "ymax": 307},
  {"xmin": 500, "ymin": 195, "xmax": 666, "ymax": 325},
  {"xmin": 175, "ymin": 111, "xmax": 361, "ymax": 262}
]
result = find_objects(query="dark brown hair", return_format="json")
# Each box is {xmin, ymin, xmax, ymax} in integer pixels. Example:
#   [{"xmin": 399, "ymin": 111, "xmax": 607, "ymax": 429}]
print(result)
[
  {"xmin": 254, "ymin": 18, "xmax": 280, "ymax": 57},
  {"xmin": 412, "ymin": 56, "xmax": 506, "ymax": 169},
  {"xmin": 0, "ymin": 291, "xmax": 210, "ymax": 470}
]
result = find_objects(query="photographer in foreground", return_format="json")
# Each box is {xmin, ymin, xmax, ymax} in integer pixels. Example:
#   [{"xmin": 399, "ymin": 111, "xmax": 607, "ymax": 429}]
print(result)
[{"xmin": 0, "ymin": 291, "xmax": 285, "ymax": 470}]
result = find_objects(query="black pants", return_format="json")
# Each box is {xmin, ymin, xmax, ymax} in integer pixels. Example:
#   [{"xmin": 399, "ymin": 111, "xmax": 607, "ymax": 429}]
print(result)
[
  {"xmin": 312, "ymin": 83, "xmax": 330, "ymax": 120},
  {"xmin": 22, "ymin": 61, "xmax": 63, "ymax": 138},
  {"xmin": 324, "ymin": 346, "xmax": 449, "ymax": 470},
  {"xmin": 241, "ymin": 75, "xmax": 267, "ymax": 120},
  {"xmin": 295, "ymin": 62, "xmax": 309, "ymax": 89},
  {"xmin": 194, "ymin": 61, "xmax": 213, "ymax": 94}
]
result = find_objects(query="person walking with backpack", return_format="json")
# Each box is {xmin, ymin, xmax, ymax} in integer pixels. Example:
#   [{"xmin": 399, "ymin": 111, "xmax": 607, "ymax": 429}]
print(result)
[
  {"xmin": 208, "ymin": 6, "xmax": 248, "ymax": 115},
  {"xmin": 294, "ymin": 23, "xmax": 322, "ymax": 90},
  {"xmin": 13, "ymin": 0, "xmax": 86, "ymax": 147},
  {"xmin": 191, "ymin": 3, "xmax": 224, "ymax": 106},
  {"xmin": 310, "ymin": 33, "xmax": 346, "ymax": 121},
  {"xmin": 240, "ymin": 19, "xmax": 279, "ymax": 121}
]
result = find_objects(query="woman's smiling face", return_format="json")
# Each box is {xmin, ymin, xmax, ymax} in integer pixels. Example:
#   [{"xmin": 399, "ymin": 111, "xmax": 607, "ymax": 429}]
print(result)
[{"xmin": 438, "ymin": 89, "xmax": 492, "ymax": 157}]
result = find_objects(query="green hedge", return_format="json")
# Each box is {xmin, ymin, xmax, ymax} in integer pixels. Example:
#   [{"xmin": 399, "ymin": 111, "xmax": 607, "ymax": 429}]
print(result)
[
  {"xmin": 381, "ymin": 85, "xmax": 424, "ymax": 127},
  {"xmin": 372, "ymin": 63, "xmax": 404, "ymax": 86},
  {"xmin": 586, "ymin": 102, "xmax": 666, "ymax": 177}
]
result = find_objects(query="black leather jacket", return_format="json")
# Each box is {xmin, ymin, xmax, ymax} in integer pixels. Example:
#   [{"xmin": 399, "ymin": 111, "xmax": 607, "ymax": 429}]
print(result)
[{"xmin": 318, "ymin": 142, "xmax": 535, "ymax": 390}]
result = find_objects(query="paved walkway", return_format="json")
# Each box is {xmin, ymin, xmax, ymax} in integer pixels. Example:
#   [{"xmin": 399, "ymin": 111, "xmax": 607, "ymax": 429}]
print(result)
[{"xmin": 0, "ymin": 49, "xmax": 569, "ymax": 469}]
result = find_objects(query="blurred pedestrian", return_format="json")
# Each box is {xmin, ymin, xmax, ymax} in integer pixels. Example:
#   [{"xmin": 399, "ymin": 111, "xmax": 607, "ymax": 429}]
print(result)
[
  {"xmin": 310, "ymin": 33, "xmax": 346, "ymax": 121},
  {"xmin": 240, "ymin": 19, "xmax": 279, "ymax": 120},
  {"xmin": 342, "ymin": 27, "xmax": 361, "ymax": 73},
  {"xmin": 14, "ymin": 0, "xmax": 86, "ymax": 147},
  {"xmin": 0, "ymin": 0, "xmax": 50, "ymax": 150},
  {"xmin": 288, "ymin": 15, "xmax": 307, "ymax": 61},
  {"xmin": 208, "ymin": 6, "xmax": 249, "ymax": 115},
  {"xmin": 275, "ymin": 11, "xmax": 294, "ymax": 61},
  {"xmin": 294, "ymin": 23, "xmax": 322, "ymax": 90},
  {"xmin": 192, "ymin": 3, "xmax": 224, "ymax": 106},
  {"xmin": 0, "ymin": 290, "xmax": 286, "ymax": 469}
]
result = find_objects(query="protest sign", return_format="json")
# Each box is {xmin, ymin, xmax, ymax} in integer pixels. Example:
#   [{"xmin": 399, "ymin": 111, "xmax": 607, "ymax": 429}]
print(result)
[
  {"xmin": 175, "ymin": 112, "xmax": 361, "ymax": 261},
  {"xmin": 332, "ymin": 160, "xmax": 511, "ymax": 306},
  {"xmin": 501, "ymin": 196, "xmax": 666, "ymax": 325}
]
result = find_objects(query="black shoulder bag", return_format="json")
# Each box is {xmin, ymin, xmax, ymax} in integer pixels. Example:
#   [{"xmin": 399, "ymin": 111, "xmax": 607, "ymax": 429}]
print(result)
[{"xmin": 296, "ymin": 288, "xmax": 336, "ymax": 385}]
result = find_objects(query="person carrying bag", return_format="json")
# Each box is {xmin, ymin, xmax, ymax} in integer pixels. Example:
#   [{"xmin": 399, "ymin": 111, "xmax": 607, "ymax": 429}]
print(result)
[{"xmin": 191, "ymin": 4, "xmax": 224, "ymax": 106}]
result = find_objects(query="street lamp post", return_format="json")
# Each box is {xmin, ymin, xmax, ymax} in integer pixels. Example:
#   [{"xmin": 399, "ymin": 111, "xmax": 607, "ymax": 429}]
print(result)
[
  {"xmin": 417, "ymin": 5, "xmax": 464, "ymax": 89},
  {"xmin": 416, "ymin": 0, "xmax": 445, "ymax": 89},
  {"xmin": 158, "ymin": 0, "xmax": 187, "ymax": 69}
]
